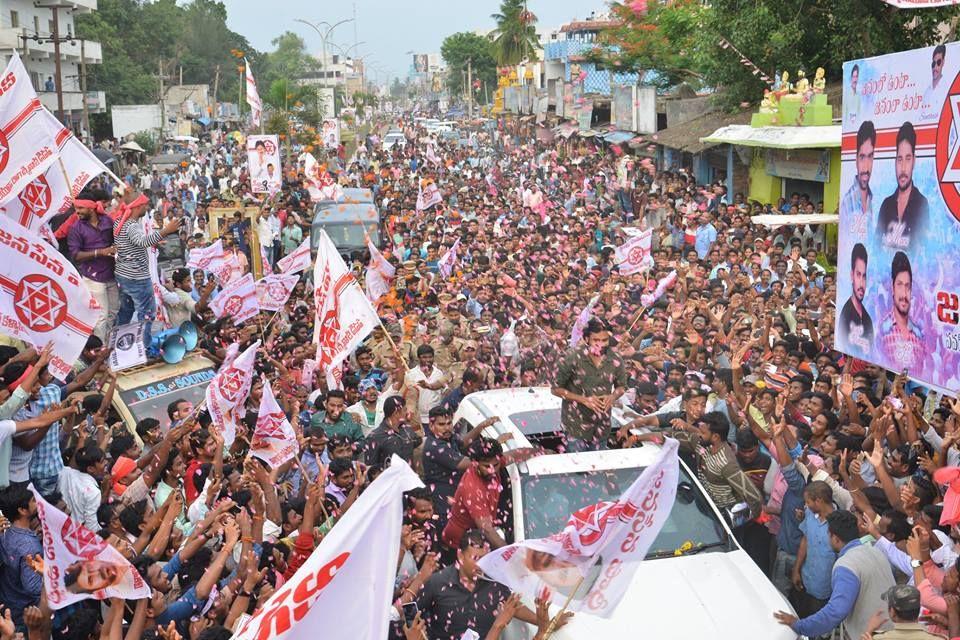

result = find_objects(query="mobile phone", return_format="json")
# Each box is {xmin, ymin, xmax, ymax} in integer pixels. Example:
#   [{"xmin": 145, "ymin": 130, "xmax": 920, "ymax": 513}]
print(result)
[
  {"xmin": 401, "ymin": 602, "xmax": 419, "ymax": 626},
  {"xmin": 887, "ymin": 396, "xmax": 904, "ymax": 410}
]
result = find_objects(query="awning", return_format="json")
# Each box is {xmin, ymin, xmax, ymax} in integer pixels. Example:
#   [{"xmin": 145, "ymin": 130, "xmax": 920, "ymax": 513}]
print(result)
[
  {"xmin": 553, "ymin": 122, "xmax": 578, "ymax": 139},
  {"xmin": 751, "ymin": 213, "xmax": 839, "ymax": 227},
  {"xmin": 197, "ymin": 117, "xmax": 211, "ymax": 126},
  {"xmin": 702, "ymin": 124, "xmax": 841, "ymax": 149},
  {"xmin": 603, "ymin": 130, "xmax": 634, "ymax": 144}
]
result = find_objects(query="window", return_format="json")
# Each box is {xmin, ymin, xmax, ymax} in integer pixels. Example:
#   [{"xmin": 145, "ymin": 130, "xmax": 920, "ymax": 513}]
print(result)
[
  {"xmin": 48, "ymin": 20, "xmax": 54, "ymax": 35},
  {"xmin": 10, "ymin": 11, "xmax": 19, "ymax": 28},
  {"xmin": 33, "ymin": 16, "xmax": 39, "ymax": 34}
]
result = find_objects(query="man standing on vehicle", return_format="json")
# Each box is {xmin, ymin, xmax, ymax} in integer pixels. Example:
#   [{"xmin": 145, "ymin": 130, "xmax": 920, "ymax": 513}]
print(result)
[
  {"xmin": 775, "ymin": 510, "xmax": 895, "ymax": 640},
  {"xmin": 67, "ymin": 197, "xmax": 119, "ymax": 341},
  {"xmin": 552, "ymin": 319, "xmax": 627, "ymax": 452},
  {"xmin": 114, "ymin": 192, "xmax": 182, "ymax": 344}
]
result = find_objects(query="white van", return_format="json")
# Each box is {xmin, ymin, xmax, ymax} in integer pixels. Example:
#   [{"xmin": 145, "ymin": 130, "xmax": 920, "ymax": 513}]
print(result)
[{"xmin": 452, "ymin": 387, "xmax": 796, "ymax": 640}]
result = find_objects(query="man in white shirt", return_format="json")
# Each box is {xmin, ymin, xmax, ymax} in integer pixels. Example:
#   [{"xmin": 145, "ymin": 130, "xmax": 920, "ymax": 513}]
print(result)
[
  {"xmin": 404, "ymin": 345, "xmax": 447, "ymax": 428},
  {"xmin": 256, "ymin": 209, "xmax": 274, "ymax": 266},
  {"xmin": 58, "ymin": 445, "xmax": 107, "ymax": 532}
]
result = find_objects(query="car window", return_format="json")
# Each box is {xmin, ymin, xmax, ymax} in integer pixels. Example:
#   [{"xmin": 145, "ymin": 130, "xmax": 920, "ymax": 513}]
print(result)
[{"xmin": 520, "ymin": 466, "xmax": 729, "ymax": 558}]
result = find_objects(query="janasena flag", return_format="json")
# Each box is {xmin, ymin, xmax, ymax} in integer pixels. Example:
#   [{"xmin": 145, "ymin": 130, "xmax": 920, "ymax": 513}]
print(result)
[
  {"xmin": 0, "ymin": 52, "xmax": 59, "ymax": 206},
  {"xmin": 30, "ymin": 487, "xmax": 151, "ymax": 609},
  {"xmin": 205, "ymin": 340, "xmax": 259, "ymax": 446},
  {"xmin": 2, "ymin": 108, "xmax": 108, "ymax": 232},
  {"xmin": 365, "ymin": 237, "xmax": 395, "ymax": 303},
  {"xmin": 0, "ymin": 215, "xmax": 99, "ymax": 380},
  {"xmin": 250, "ymin": 377, "xmax": 298, "ymax": 468},
  {"xmin": 478, "ymin": 438, "xmax": 679, "ymax": 618},
  {"xmin": 256, "ymin": 272, "xmax": 299, "ymax": 312},
  {"xmin": 276, "ymin": 237, "xmax": 311, "ymax": 274},
  {"xmin": 614, "ymin": 228, "xmax": 653, "ymax": 276},
  {"xmin": 312, "ymin": 229, "xmax": 379, "ymax": 374},
  {"xmin": 233, "ymin": 456, "xmax": 422, "ymax": 640},
  {"xmin": 186, "ymin": 239, "xmax": 227, "ymax": 272},
  {"xmin": 210, "ymin": 272, "xmax": 259, "ymax": 325}
]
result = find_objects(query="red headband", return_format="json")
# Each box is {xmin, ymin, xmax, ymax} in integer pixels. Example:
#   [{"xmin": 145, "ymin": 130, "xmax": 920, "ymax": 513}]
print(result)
[
  {"xmin": 7, "ymin": 364, "xmax": 33, "ymax": 392},
  {"xmin": 113, "ymin": 194, "xmax": 149, "ymax": 230},
  {"xmin": 74, "ymin": 199, "xmax": 105, "ymax": 213}
]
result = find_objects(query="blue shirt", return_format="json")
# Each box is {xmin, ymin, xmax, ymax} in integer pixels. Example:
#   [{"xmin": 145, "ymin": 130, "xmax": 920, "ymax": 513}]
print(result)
[
  {"xmin": 0, "ymin": 526, "xmax": 42, "ymax": 626},
  {"xmin": 14, "ymin": 385, "xmax": 62, "ymax": 481},
  {"xmin": 777, "ymin": 461, "xmax": 806, "ymax": 555},
  {"xmin": 694, "ymin": 223, "xmax": 717, "ymax": 259},
  {"xmin": 798, "ymin": 509, "xmax": 837, "ymax": 599},
  {"xmin": 794, "ymin": 540, "xmax": 863, "ymax": 637}
]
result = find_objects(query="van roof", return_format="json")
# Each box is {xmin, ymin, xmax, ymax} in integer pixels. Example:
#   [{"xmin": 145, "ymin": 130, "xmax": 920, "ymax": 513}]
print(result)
[{"xmin": 312, "ymin": 202, "xmax": 379, "ymax": 224}]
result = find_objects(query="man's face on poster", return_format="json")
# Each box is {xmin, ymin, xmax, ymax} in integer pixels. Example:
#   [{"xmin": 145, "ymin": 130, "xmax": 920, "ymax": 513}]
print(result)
[
  {"xmin": 851, "ymin": 68, "xmax": 859, "ymax": 93},
  {"xmin": 524, "ymin": 549, "xmax": 582, "ymax": 590},
  {"xmin": 856, "ymin": 139, "xmax": 874, "ymax": 191},
  {"xmin": 933, "ymin": 51, "xmax": 945, "ymax": 86},
  {"xmin": 896, "ymin": 140, "xmax": 915, "ymax": 192},
  {"xmin": 894, "ymin": 269, "xmax": 912, "ymax": 319},
  {"xmin": 67, "ymin": 560, "xmax": 124, "ymax": 593},
  {"xmin": 852, "ymin": 257, "xmax": 867, "ymax": 304}
]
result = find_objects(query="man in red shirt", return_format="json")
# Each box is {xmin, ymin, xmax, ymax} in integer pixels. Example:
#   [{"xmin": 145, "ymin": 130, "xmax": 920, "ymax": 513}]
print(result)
[{"xmin": 442, "ymin": 438, "xmax": 505, "ymax": 550}]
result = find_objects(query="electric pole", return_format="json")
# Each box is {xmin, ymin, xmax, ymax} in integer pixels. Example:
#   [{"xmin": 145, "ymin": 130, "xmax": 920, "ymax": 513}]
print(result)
[
  {"xmin": 79, "ymin": 38, "xmax": 89, "ymax": 143},
  {"xmin": 212, "ymin": 64, "xmax": 220, "ymax": 138},
  {"xmin": 34, "ymin": 4, "xmax": 74, "ymax": 125},
  {"xmin": 156, "ymin": 59, "xmax": 171, "ymax": 143}
]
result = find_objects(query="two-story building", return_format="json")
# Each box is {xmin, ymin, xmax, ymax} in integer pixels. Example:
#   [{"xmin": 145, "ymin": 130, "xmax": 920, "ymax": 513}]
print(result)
[{"xmin": 0, "ymin": 0, "xmax": 104, "ymax": 135}]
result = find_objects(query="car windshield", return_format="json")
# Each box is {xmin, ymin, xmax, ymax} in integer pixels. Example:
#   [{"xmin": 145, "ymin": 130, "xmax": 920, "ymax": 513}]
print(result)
[
  {"xmin": 509, "ymin": 409, "xmax": 560, "ymax": 436},
  {"xmin": 521, "ymin": 466, "xmax": 729, "ymax": 559}
]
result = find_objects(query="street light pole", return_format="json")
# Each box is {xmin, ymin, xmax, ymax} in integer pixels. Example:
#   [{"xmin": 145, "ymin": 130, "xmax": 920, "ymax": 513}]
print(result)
[{"xmin": 294, "ymin": 18, "xmax": 354, "ymax": 118}]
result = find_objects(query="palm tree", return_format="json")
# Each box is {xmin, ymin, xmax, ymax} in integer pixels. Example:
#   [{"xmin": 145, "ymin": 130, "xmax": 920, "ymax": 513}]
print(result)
[{"xmin": 490, "ymin": 0, "xmax": 538, "ymax": 66}]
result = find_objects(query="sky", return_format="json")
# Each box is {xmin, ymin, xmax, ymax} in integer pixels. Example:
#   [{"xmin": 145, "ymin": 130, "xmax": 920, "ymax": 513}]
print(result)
[{"xmin": 220, "ymin": 0, "xmax": 603, "ymax": 84}]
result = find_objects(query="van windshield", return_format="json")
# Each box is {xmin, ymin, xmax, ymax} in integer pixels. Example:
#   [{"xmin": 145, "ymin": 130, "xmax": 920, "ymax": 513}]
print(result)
[
  {"xmin": 321, "ymin": 223, "xmax": 378, "ymax": 248},
  {"xmin": 520, "ymin": 466, "xmax": 730, "ymax": 559}
]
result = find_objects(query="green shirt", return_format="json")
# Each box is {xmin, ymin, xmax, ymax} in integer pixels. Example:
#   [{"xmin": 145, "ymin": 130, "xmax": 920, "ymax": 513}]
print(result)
[
  {"xmin": 554, "ymin": 346, "xmax": 628, "ymax": 441},
  {"xmin": 310, "ymin": 411, "xmax": 364, "ymax": 441}
]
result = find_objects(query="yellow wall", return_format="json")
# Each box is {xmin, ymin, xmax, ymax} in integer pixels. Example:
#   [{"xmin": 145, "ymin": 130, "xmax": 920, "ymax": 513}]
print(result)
[
  {"xmin": 748, "ymin": 150, "xmax": 781, "ymax": 205},
  {"xmin": 823, "ymin": 148, "xmax": 841, "ymax": 214}
]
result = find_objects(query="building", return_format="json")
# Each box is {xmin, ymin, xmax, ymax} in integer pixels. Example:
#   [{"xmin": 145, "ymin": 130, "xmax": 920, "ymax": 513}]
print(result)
[{"xmin": 0, "ymin": 0, "xmax": 105, "ymax": 135}]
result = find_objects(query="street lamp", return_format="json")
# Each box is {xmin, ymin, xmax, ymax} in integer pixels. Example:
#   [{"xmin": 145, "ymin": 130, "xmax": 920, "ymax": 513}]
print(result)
[{"xmin": 294, "ymin": 18, "xmax": 354, "ymax": 90}]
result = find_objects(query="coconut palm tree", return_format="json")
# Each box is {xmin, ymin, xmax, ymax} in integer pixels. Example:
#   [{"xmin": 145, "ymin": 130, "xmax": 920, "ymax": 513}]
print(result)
[{"xmin": 490, "ymin": 0, "xmax": 538, "ymax": 66}]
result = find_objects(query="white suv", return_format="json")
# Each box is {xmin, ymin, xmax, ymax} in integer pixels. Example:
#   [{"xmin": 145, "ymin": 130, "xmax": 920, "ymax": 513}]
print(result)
[{"xmin": 452, "ymin": 387, "xmax": 796, "ymax": 640}]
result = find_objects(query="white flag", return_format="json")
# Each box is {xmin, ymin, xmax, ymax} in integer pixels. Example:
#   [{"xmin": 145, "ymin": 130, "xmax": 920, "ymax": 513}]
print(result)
[
  {"xmin": 250, "ymin": 378, "xmax": 298, "ymax": 468},
  {"xmin": 233, "ymin": 456, "xmax": 423, "ymax": 640},
  {"xmin": 640, "ymin": 270, "xmax": 678, "ymax": 307},
  {"xmin": 312, "ymin": 230, "xmax": 379, "ymax": 375},
  {"xmin": 186, "ymin": 239, "xmax": 227, "ymax": 272},
  {"xmin": 437, "ymin": 237, "xmax": 460, "ymax": 279},
  {"xmin": 478, "ymin": 439, "xmax": 679, "ymax": 618},
  {"xmin": 0, "ymin": 215, "xmax": 98, "ymax": 380},
  {"xmin": 143, "ymin": 215, "xmax": 171, "ymax": 329},
  {"xmin": 365, "ymin": 238, "xmax": 395, "ymax": 303},
  {"xmin": 426, "ymin": 144, "xmax": 441, "ymax": 166},
  {"xmin": 245, "ymin": 58, "xmax": 262, "ymax": 127},
  {"xmin": 2, "ymin": 108, "xmax": 107, "ymax": 232},
  {"xmin": 31, "ymin": 487, "xmax": 151, "ymax": 609},
  {"xmin": 205, "ymin": 340, "xmax": 259, "ymax": 445},
  {"xmin": 614, "ymin": 228, "xmax": 653, "ymax": 276},
  {"xmin": 210, "ymin": 272, "xmax": 259, "ymax": 325},
  {"xmin": 256, "ymin": 272, "xmax": 299, "ymax": 312},
  {"xmin": 0, "ymin": 52, "xmax": 59, "ymax": 205},
  {"xmin": 416, "ymin": 180, "xmax": 442, "ymax": 211},
  {"xmin": 107, "ymin": 322, "xmax": 147, "ymax": 372},
  {"xmin": 276, "ymin": 237, "xmax": 311, "ymax": 274}
]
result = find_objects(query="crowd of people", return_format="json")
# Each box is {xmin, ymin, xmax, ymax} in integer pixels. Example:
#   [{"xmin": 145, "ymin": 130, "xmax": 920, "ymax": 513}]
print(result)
[{"xmin": 0, "ymin": 109, "xmax": 957, "ymax": 640}]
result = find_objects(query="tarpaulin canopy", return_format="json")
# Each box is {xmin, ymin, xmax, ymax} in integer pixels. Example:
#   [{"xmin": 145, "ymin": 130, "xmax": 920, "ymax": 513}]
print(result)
[
  {"xmin": 751, "ymin": 213, "xmax": 839, "ymax": 227},
  {"xmin": 702, "ymin": 124, "xmax": 841, "ymax": 149},
  {"xmin": 603, "ymin": 130, "xmax": 634, "ymax": 144}
]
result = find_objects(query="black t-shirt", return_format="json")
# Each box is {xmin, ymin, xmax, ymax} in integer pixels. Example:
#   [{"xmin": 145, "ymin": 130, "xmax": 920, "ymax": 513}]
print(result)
[
  {"xmin": 422, "ymin": 434, "xmax": 465, "ymax": 503},
  {"xmin": 416, "ymin": 565, "xmax": 510, "ymax": 640},
  {"xmin": 362, "ymin": 424, "xmax": 423, "ymax": 468}
]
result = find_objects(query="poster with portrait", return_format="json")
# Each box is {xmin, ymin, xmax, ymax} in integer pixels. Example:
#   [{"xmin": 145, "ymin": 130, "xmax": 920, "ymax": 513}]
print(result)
[
  {"xmin": 246, "ymin": 134, "xmax": 281, "ymax": 194},
  {"xmin": 837, "ymin": 43, "xmax": 960, "ymax": 394},
  {"xmin": 321, "ymin": 118, "xmax": 340, "ymax": 150}
]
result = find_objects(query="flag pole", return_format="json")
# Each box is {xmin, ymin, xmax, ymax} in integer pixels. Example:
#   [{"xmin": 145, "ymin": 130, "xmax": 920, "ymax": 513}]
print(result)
[
  {"xmin": 540, "ymin": 575, "xmax": 586, "ymax": 640},
  {"xmin": 56, "ymin": 158, "xmax": 75, "ymax": 204}
]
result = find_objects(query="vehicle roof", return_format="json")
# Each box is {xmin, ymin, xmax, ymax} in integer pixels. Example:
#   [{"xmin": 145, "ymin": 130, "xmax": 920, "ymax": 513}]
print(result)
[{"xmin": 312, "ymin": 202, "xmax": 379, "ymax": 225}]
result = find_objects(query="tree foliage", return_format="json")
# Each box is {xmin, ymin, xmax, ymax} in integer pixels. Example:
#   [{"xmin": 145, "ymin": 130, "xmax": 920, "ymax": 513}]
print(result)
[
  {"xmin": 594, "ymin": 0, "xmax": 958, "ymax": 109},
  {"xmin": 490, "ymin": 0, "xmax": 539, "ymax": 65},
  {"xmin": 441, "ymin": 32, "xmax": 498, "ymax": 97}
]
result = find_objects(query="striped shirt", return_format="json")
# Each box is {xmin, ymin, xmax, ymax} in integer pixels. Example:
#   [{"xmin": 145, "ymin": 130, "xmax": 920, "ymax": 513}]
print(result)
[{"xmin": 114, "ymin": 218, "xmax": 162, "ymax": 280}]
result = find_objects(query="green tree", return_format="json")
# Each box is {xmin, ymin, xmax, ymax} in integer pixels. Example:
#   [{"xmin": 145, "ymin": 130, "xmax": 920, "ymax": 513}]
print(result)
[
  {"xmin": 595, "ymin": 0, "xmax": 957, "ymax": 109},
  {"xmin": 263, "ymin": 31, "xmax": 318, "ymax": 88},
  {"xmin": 441, "ymin": 32, "xmax": 497, "ymax": 97},
  {"xmin": 490, "ymin": 0, "xmax": 538, "ymax": 65}
]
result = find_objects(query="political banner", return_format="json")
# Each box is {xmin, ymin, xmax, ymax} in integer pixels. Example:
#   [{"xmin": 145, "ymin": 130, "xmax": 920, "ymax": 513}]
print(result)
[
  {"xmin": 478, "ymin": 439, "xmax": 678, "ymax": 619},
  {"xmin": 250, "ymin": 378, "xmax": 298, "ymax": 469},
  {"xmin": 880, "ymin": 0, "xmax": 959, "ymax": 6},
  {"xmin": 186, "ymin": 239, "xmax": 226, "ymax": 272},
  {"xmin": 0, "ymin": 215, "xmax": 98, "ymax": 380},
  {"xmin": 142, "ymin": 215, "xmax": 171, "ymax": 329},
  {"xmin": 276, "ymin": 237, "xmax": 311, "ymax": 274},
  {"xmin": 837, "ymin": 44, "xmax": 960, "ymax": 393},
  {"xmin": 321, "ymin": 119, "xmax": 340, "ymax": 150},
  {"xmin": 247, "ymin": 135, "xmax": 281, "ymax": 194},
  {"xmin": 107, "ymin": 322, "xmax": 147, "ymax": 372},
  {"xmin": 614, "ymin": 229, "xmax": 653, "ymax": 275},
  {"xmin": 210, "ymin": 272, "xmax": 258, "ymax": 325},
  {"xmin": 245, "ymin": 57, "xmax": 262, "ymax": 127},
  {"xmin": 256, "ymin": 273, "xmax": 299, "ymax": 312},
  {"xmin": 233, "ymin": 456, "xmax": 422, "ymax": 640},
  {"xmin": 205, "ymin": 340, "xmax": 259, "ymax": 446},
  {"xmin": 437, "ymin": 237, "xmax": 460, "ymax": 278},
  {"xmin": 312, "ymin": 230, "xmax": 379, "ymax": 374},
  {"xmin": 0, "ymin": 53, "xmax": 59, "ymax": 205},
  {"xmin": 1, "ymin": 108, "xmax": 107, "ymax": 232},
  {"xmin": 31, "ymin": 487, "xmax": 151, "ymax": 609}
]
